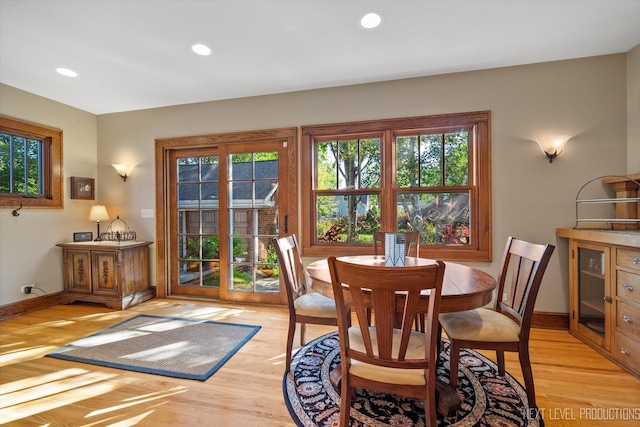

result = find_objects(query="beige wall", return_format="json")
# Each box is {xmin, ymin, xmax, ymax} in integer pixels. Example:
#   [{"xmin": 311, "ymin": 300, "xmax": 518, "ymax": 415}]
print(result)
[
  {"xmin": 1, "ymin": 52, "xmax": 633, "ymax": 313},
  {"xmin": 0, "ymin": 84, "xmax": 98, "ymax": 304},
  {"xmin": 628, "ymin": 44, "xmax": 640, "ymax": 173}
]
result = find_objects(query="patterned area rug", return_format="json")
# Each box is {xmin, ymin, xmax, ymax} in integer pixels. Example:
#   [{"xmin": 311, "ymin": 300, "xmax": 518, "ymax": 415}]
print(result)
[
  {"xmin": 283, "ymin": 332, "xmax": 543, "ymax": 427},
  {"xmin": 47, "ymin": 314, "xmax": 260, "ymax": 380}
]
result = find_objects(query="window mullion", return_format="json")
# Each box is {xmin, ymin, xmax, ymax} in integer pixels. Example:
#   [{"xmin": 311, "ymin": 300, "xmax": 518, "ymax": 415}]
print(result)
[
  {"xmin": 23, "ymin": 139, "xmax": 29, "ymax": 194},
  {"xmin": 440, "ymin": 133, "xmax": 446, "ymax": 187},
  {"xmin": 37, "ymin": 140, "xmax": 43, "ymax": 194},
  {"xmin": 9, "ymin": 136, "xmax": 15, "ymax": 193}
]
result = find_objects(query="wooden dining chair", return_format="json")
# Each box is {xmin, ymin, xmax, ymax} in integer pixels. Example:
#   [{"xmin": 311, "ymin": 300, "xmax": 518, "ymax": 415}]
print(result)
[
  {"xmin": 438, "ymin": 236, "xmax": 555, "ymax": 408},
  {"xmin": 373, "ymin": 230, "xmax": 420, "ymax": 257},
  {"xmin": 273, "ymin": 235, "xmax": 342, "ymax": 373},
  {"xmin": 327, "ymin": 256, "xmax": 445, "ymax": 427}
]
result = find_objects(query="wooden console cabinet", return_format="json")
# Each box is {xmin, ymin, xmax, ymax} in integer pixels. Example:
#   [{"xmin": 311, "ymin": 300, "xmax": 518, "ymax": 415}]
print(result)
[
  {"xmin": 57, "ymin": 241, "xmax": 154, "ymax": 310},
  {"xmin": 557, "ymin": 228, "xmax": 640, "ymax": 376}
]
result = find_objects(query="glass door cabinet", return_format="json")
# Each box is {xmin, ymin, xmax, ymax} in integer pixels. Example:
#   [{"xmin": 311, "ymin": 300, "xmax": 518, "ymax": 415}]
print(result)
[{"xmin": 570, "ymin": 241, "xmax": 612, "ymax": 351}]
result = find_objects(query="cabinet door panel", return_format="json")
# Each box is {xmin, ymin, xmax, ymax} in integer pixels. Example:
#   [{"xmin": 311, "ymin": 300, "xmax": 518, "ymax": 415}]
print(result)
[
  {"xmin": 65, "ymin": 250, "xmax": 92, "ymax": 293},
  {"xmin": 92, "ymin": 251, "xmax": 120, "ymax": 295},
  {"xmin": 570, "ymin": 242, "xmax": 611, "ymax": 350}
]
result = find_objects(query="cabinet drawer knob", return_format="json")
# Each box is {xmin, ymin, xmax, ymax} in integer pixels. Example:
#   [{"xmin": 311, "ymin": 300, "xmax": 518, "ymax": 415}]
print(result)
[
  {"xmin": 623, "ymin": 283, "xmax": 634, "ymax": 291},
  {"xmin": 620, "ymin": 347, "xmax": 630, "ymax": 355},
  {"xmin": 622, "ymin": 315, "xmax": 633, "ymax": 323},
  {"xmin": 604, "ymin": 296, "xmax": 613, "ymax": 303},
  {"xmin": 633, "ymin": 258, "xmax": 640, "ymax": 265}
]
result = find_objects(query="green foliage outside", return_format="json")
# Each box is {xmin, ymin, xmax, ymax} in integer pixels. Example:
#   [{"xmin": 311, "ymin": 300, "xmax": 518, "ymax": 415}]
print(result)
[
  {"xmin": 202, "ymin": 266, "xmax": 255, "ymax": 288},
  {"xmin": 315, "ymin": 132, "xmax": 470, "ymax": 246},
  {"xmin": 257, "ymin": 248, "xmax": 280, "ymax": 276},
  {"xmin": 184, "ymin": 236, "xmax": 248, "ymax": 260},
  {"xmin": 0, "ymin": 133, "xmax": 42, "ymax": 195}
]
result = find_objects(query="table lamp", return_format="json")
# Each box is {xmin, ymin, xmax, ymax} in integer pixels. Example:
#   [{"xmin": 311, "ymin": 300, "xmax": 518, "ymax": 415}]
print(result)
[{"xmin": 88, "ymin": 205, "xmax": 110, "ymax": 241}]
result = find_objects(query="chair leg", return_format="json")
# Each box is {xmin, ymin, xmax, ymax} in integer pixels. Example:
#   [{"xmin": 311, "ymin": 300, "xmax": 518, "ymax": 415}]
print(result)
[
  {"xmin": 496, "ymin": 350, "xmax": 506, "ymax": 376},
  {"xmin": 299, "ymin": 322, "xmax": 306, "ymax": 345},
  {"xmin": 448, "ymin": 340, "xmax": 461, "ymax": 389},
  {"xmin": 340, "ymin": 377, "xmax": 354, "ymax": 427},
  {"xmin": 436, "ymin": 322, "xmax": 443, "ymax": 364},
  {"xmin": 285, "ymin": 320, "xmax": 296, "ymax": 372},
  {"xmin": 519, "ymin": 348, "xmax": 537, "ymax": 408},
  {"xmin": 426, "ymin": 380, "xmax": 437, "ymax": 427}
]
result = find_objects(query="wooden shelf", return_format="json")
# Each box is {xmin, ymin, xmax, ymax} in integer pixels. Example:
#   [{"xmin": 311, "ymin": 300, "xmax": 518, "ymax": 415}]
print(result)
[
  {"xmin": 579, "ymin": 269, "xmax": 605, "ymax": 280},
  {"xmin": 580, "ymin": 319, "xmax": 605, "ymax": 334},
  {"xmin": 580, "ymin": 299, "xmax": 605, "ymax": 314}
]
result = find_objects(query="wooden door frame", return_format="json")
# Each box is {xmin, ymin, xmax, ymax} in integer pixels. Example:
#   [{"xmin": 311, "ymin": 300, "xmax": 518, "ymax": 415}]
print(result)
[{"xmin": 154, "ymin": 127, "xmax": 298, "ymax": 300}]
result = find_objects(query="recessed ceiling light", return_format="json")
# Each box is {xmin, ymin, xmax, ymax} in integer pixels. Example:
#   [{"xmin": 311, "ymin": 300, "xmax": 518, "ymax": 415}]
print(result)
[
  {"xmin": 191, "ymin": 43, "xmax": 212, "ymax": 56},
  {"xmin": 56, "ymin": 68, "xmax": 77, "ymax": 77},
  {"xmin": 360, "ymin": 12, "xmax": 382, "ymax": 29}
]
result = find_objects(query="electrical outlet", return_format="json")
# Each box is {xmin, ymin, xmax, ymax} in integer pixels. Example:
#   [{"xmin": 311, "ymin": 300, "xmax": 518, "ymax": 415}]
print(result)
[
  {"xmin": 141, "ymin": 209, "xmax": 154, "ymax": 218},
  {"xmin": 21, "ymin": 285, "xmax": 34, "ymax": 294},
  {"xmin": 503, "ymin": 292, "xmax": 508, "ymax": 301}
]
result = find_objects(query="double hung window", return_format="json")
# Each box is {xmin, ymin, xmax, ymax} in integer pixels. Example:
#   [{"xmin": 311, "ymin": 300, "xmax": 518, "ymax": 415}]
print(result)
[
  {"xmin": 0, "ymin": 116, "xmax": 63, "ymax": 208},
  {"xmin": 301, "ymin": 111, "xmax": 491, "ymax": 261}
]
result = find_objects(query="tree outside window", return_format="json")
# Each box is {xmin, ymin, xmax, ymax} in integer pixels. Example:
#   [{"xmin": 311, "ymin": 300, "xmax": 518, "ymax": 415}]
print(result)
[{"xmin": 0, "ymin": 116, "xmax": 63, "ymax": 209}]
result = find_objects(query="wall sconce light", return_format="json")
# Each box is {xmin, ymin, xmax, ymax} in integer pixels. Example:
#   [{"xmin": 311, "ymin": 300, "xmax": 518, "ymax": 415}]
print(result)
[
  {"xmin": 88, "ymin": 205, "xmax": 110, "ymax": 241},
  {"xmin": 112, "ymin": 164, "xmax": 132, "ymax": 181},
  {"xmin": 535, "ymin": 135, "xmax": 570, "ymax": 163}
]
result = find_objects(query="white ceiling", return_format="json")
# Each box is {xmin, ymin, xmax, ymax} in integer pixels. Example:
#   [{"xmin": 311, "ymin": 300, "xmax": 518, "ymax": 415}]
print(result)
[{"xmin": 1, "ymin": 0, "xmax": 639, "ymax": 115}]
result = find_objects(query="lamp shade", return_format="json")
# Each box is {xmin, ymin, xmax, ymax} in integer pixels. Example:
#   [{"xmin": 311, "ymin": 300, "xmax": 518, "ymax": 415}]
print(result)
[
  {"xmin": 535, "ymin": 135, "xmax": 570, "ymax": 163},
  {"xmin": 88, "ymin": 205, "xmax": 110, "ymax": 222},
  {"xmin": 536, "ymin": 135, "xmax": 569, "ymax": 155},
  {"xmin": 112, "ymin": 164, "xmax": 132, "ymax": 181}
]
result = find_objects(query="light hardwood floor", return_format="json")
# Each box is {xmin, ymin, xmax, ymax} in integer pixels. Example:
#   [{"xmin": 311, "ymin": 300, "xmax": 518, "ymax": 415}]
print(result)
[{"xmin": 1, "ymin": 299, "xmax": 639, "ymax": 426}]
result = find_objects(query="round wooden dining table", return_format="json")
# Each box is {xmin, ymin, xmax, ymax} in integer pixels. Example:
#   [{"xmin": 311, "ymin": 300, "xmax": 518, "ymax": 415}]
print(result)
[{"xmin": 307, "ymin": 255, "xmax": 496, "ymax": 313}]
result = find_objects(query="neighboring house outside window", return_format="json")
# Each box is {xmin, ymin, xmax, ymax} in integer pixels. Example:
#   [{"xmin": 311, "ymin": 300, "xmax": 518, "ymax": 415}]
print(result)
[
  {"xmin": 0, "ymin": 116, "xmax": 63, "ymax": 209},
  {"xmin": 300, "ymin": 111, "xmax": 492, "ymax": 261}
]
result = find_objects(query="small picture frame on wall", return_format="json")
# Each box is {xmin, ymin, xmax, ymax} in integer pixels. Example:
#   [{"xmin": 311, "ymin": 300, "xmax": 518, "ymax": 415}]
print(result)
[{"xmin": 70, "ymin": 177, "xmax": 95, "ymax": 200}]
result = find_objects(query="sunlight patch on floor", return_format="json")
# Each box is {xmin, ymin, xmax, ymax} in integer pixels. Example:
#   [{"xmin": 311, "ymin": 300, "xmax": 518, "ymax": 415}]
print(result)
[
  {"xmin": 0, "ymin": 344, "xmax": 58, "ymax": 366},
  {"xmin": 0, "ymin": 368, "xmax": 90, "ymax": 395},
  {"xmin": 0, "ymin": 371, "xmax": 119, "ymax": 422},
  {"xmin": 87, "ymin": 386, "xmax": 188, "ymax": 417}
]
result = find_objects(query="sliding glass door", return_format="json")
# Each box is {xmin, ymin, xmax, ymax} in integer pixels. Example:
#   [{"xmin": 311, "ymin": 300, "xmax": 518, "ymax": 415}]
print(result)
[{"xmin": 166, "ymin": 137, "xmax": 292, "ymax": 304}]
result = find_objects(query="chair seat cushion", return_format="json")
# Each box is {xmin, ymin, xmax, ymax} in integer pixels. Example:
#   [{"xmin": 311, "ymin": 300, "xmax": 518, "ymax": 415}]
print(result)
[
  {"xmin": 439, "ymin": 308, "xmax": 521, "ymax": 343},
  {"xmin": 348, "ymin": 326, "xmax": 429, "ymax": 385},
  {"xmin": 294, "ymin": 292, "xmax": 337, "ymax": 318}
]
